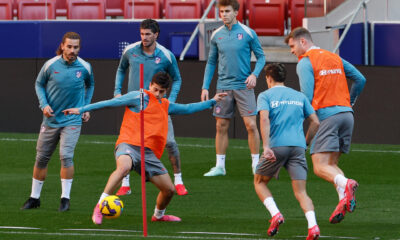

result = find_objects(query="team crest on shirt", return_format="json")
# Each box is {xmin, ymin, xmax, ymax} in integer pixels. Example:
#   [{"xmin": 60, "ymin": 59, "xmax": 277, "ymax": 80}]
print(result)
[
  {"xmin": 215, "ymin": 106, "xmax": 221, "ymax": 114},
  {"xmin": 76, "ymin": 71, "xmax": 82, "ymax": 78},
  {"xmin": 237, "ymin": 33, "xmax": 243, "ymax": 40},
  {"xmin": 155, "ymin": 57, "xmax": 161, "ymax": 64}
]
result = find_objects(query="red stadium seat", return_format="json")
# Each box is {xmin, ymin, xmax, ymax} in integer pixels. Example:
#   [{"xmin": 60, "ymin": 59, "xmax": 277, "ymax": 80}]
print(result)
[
  {"xmin": 106, "ymin": 0, "xmax": 123, "ymax": 16},
  {"xmin": 18, "ymin": 0, "xmax": 56, "ymax": 20},
  {"xmin": 67, "ymin": 0, "xmax": 105, "ymax": 19},
  {"xmin": 0, "ymin": 0, "xmax": 12, "ymax": 20},
  {"xmin": 124, "ymin": 0, "xmax": 160, "ymax": 19},
  {"xmin": 204, "ymin": 0, "xmax": 245, "ymax": 23},
  {"xmin": 164, "ymin": 0, "xmax": 201, "ymax": 19},
  {"xmin": 290, "ymin": 0, "xmax": 324, "ymax": 30},
  {"xmin": 246, "ymin": 0, "xmax": 285, "ymax": 36},
  {"xmin": 55, "ymin": 0, "xmax": 67, "ymax": 16}
]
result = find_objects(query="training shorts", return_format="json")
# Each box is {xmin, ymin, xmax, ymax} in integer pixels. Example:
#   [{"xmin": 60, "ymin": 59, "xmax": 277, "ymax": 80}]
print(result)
[{"xmin": 213, "ymin": 89, "xmax": 257, "ymax": 118}]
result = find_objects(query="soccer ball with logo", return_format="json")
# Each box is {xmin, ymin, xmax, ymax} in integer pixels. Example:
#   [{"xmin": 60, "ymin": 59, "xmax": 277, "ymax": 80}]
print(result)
[{"xmin": 99, "ymin": 195, "xmax": 124, "ymax": 219}]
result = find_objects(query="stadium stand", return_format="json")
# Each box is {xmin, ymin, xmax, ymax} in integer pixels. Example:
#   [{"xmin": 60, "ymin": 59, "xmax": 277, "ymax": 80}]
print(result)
[
  {"xmin": 0, "ymin": 0, "xmax": 12, "ymax": 20},
  {"xmin": 290, "ymin": 0, "xmax": 324, "ymax": 30},
  {"xmin": 246, "ymin": 0, "xmax": 285, "ymax": 36},
  {"xmin": 124, "ymin": 0, "xmax": 161, "ymax": 19},
  {"xmin": 164, "ymin": 0, "xmax": 202, "ymax": 19},
  {"xmin": 106, "ymin": 0, "xmax": 124, "ymax": 17},
  {"xmin": 55, "ymin": 0, "xmax": 67, "ymax": 16},
  {"xmin": 18, "ymin": 0, "xmax": 56, "ymax": 20},
  {"xmin": 67, "ymin": 0, "xmax": 105, "ymax": 19}
]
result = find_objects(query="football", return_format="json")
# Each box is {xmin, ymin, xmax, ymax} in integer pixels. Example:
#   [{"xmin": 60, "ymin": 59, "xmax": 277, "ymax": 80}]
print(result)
[{"xmin": 99, "ymin": 195, "xmax": 124, "ymax": 219}]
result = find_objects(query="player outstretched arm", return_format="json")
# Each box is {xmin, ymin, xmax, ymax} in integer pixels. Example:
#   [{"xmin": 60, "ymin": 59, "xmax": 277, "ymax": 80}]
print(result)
[{"xmin": 169, "ymin": 93, "xmax": 227, "ymax": 115}]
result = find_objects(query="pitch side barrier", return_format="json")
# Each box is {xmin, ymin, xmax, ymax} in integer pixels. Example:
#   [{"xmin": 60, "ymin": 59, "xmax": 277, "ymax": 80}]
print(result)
[{"xmin": 0, "ymin": 20, "xmax": 202, "ymax": 59}]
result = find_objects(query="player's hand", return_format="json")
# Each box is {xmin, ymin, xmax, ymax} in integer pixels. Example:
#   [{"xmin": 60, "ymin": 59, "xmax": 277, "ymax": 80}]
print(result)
[
  {"xmin": 213, "ymin": 92, "xmax": 228, "ymax": 102},
  {"xmin": 245, "ymin": 74, "xmax": 257, "ymax": 89},
  {"xmin": 42, "ymin": 105, "xmax": 54, "ymax": 117},
  {"xmin": 201, "ymin": 89, "xmax": 209, "ymax": 101},
  {"xmin": 114, "ymin": 94, "xmax": 122, "ymax": 98},
  {"xmin": 263, "ymin": 147, "xmax": 276, "ymax": 162},
  {"xmin": 82, "ymin": 112, "xmax": 90, "ymax": 122},
  {"xmin": 63, "ymin": 108, "xmax": 80, "ymax": 115}
]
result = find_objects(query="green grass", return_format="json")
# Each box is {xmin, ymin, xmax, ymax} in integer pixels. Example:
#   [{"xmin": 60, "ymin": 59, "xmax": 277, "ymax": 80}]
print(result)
[{"xmin": 0, "ymin": 132, "xmax": 399, "ymax": 239}]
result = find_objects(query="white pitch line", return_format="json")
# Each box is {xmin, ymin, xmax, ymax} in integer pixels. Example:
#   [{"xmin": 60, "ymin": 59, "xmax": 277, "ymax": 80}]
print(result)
[
  {"xmin": 0, "ymin": 226, "xmax": 40, "ymax": 230},
  {"xmin": 179, "ymin": 231, "xmax": 260, "ymax": 236},
  {"xmin": 61, "ymin": 228, "xmax": 142, "ymax": 233},
  {"xmin": 1, "ymin": 138, "xmax": 400, "ymax": 154}
]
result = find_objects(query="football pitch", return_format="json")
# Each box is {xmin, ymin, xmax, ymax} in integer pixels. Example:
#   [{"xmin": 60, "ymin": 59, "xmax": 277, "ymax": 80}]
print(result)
[{"xmin": 0, "ymin": 132, "xmax": 399, "ymax": 240}]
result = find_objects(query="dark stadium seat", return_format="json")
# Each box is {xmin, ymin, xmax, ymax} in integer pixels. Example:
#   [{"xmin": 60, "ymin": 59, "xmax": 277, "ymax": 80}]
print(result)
[
  {"xmin": 18, "ymin": 0, "xmax": 56, "ymax": 20},
  {"xmin": 290, "ymin": 0, "xmax": 324, "ymax": 30},
  {"xmin": 246, "ymin": 0, "xmax": 285, "ymax": 36},
  {"xmin": 106, "ymin": 0, "xmax": 123, "ymax": 17},
  {"xmin": 0, "ymin": 0, "xmax": 12, "ymax": 20},
  {"xmin": 67, "ymin": 0, "xmax": 105, "ymax": 19},
  {"xmin": 204, "ymin": 0, "xmax": 245, "ymax": 23},
  {"xmin": 164, "ymin": 0, "xmax": 201, "ymax": 19},
  {"xmin": 124, "ymin": 0, "xmax": 160, "ymax": 19},
  {"xmin": 55, "ymin": 0, "xmax": 67, "ymax": 16}
]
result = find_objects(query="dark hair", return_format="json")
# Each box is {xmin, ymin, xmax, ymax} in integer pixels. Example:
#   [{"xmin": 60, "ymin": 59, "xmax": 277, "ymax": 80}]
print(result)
[
  {"xmin": 140, "ymin": 19, "xmax": 160, "ymax": 35},
  {"xmin": 264, "ymin": 63, "xmax": 287, "ymax": 83},
  {"xmin": 218, "ymin": 0, "xmax": 240, "ymax": 11},
  {"xmin": 151, "ymin": 72, "xmax": 171, "ymax": 89},
  {"xmin": 56, "ymin": 32, "xmax": 81, "ymax": 55},
  {"xmin": 284, "ymin": 27, "xmax": 313, "ymax": 44}
]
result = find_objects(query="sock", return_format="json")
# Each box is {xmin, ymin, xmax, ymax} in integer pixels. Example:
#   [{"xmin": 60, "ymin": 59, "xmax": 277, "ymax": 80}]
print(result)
[
  {"xmin": 61, "ymin": 178, "xmax": 73, "ymax": 199},
  {"xmin": 334, "ymin": 174, "xmax": 348, "ymax": 189},
  {"xmin": 174, "ymin": 173, "xmax": 183, "ymax": 185},
  {"xmin": 98, "ymin": 192, "xmax": 109, "ymax": 204},
  {"xmin": 305, "ymin": 211, "xmax": 317, "ymax": 229},
  {"xmin": 30, "ymin": 178, "xmax": 44, "ymax": 199},
  {"xmin": 216, "ymin": 154, "xmax": 225, "ymax": 169},
  {"xmin": 263, "ymin": 197, "xmax": 280, "ymax": 217},
  {"xmin": 121, "ymin": 174, "xmax": 130, "ymax": 187},
  {"xmin": 336, "ymin": 186, "xmax": 345, "ymax": 200},
  {"xmin": 154, "ymin": 207, "xmax": 166, "ymax": 219},
  {"xmin": 251, "ymin": 154, "xmax": 260, "ymax": 168}
]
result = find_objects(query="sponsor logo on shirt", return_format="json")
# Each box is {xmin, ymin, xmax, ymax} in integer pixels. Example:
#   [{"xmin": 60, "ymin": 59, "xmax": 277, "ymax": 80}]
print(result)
[
  {"xmin": 155, "ymin": 57, "xmax": 161, "ymax": 64},
  {"xmin": 76, "ymin": 71, "xmax": 82, "ymax": 78},
  {"xmin": 237, "ymin": 33, "xmax": 243, "ymax": 40},
  {"xmin": 132, "ymin": 54, "xmax": 138, "ymax": 57},
  {"xmin": 218, "ymin": 37, "xmax": 223, "ymax": 40},
  {"xmin": 270, "ymin": 100, "xmax": 303, "ymax": 108},
  {"xmin": 319, "ymin": 69, "xmax": 342, "ymax": 76},
  {"xmin": 54, "ymin": 71, "xmax": 60, "ymax": 74}
]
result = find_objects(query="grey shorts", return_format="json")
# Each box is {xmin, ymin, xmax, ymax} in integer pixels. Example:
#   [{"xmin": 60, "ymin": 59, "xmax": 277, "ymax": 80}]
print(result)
[
  {"xmin": 35, "ymin": 124, "xmax": 81, "ymax": 168},
  {"xmin": 115, "ymin": 143, "xmax": 168, "ymax": 179},
  {"xmin": 311, "ymin": 111, "xmax": 354, "ymax": 154},
  {"xmin": 213, "ymin": 89, "xmax": 257, "ymax": 118},
  {"xmin": 255, "ymin": 146, "xmax": 308, "ymax": 180}
]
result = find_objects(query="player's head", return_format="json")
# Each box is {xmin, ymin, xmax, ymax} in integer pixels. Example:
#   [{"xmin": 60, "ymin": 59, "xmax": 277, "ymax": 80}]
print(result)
[
  {"xmin": 140, "ymin": 19, "xmax": 160, "ymax": 48},
  {"xmin": 285, "ymin": 27, "xmax": 314, "ymax": 58},
  {"xmin": 149, "ymin": 72, "xmax": 171, "ymax": 100},
  {"xmin": 218, "ymin": 0, "xmax": 239, "ymax": 25},
  {"xmin": 56, "ymin": 32, "xmax": 81, "ymax": 63},
  {"xmin": 264, "ymin": 63, "xmax": 286, "ymax": 87}
]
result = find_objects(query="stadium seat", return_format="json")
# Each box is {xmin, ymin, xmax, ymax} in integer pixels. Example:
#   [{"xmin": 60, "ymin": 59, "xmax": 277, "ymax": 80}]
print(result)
[
  {"xmin": 0, "ymin": 0, "xmax": 12, "ymax": 20},
  {"xmin": 290, "ymin": 0, "xmax": 324, "ymax": 30},
  {"xmin": 67, "ymin": 0, "xmax": 105, "ymax": 19},
  {"xmin": 164, "ymin": 0, "xmax": 201, "ymax": 19},
  {"xmin": 124, "ymin": 0, "xmax": 160, "ymax": 19},
  {"xmin": 246, "ymin": 0, "xmax": 285, "ymax": 36},
  {"xmin": 18, "ymin": 0, "xmax": 56, "ymax": 20},
  {"xmin": 55, "ymin": 0, "xmax": 67, "ymax": 16},
  {"xmin": 106, "ymin": 0, "xmax": 123, "ymax": 17},
  {"xmin": 204, "ymin": 0, "xmax": 245, "ymax": 23}
]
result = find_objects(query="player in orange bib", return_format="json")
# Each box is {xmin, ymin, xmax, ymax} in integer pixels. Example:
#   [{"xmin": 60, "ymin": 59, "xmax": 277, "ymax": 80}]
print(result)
[
  {"xmin": 63, "ymin": 72, "xmax": 227, "ymax": 224},
  {"xmin": 285, "ymin": 27, "xmax": 366, "ymax": 226}
]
